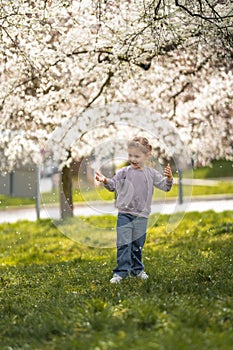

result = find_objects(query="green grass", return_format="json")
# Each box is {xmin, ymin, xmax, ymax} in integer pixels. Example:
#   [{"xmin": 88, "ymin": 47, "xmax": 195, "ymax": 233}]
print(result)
[
  {"xmin": 74, "ymin": 181, "xmax": 233, "ymax": 200},
  {"xmin": 172, "ymin": 181, "xmax": 233, "ymax": 197},
  {"xmin": 0, "ymin": 195, "xmax": 35, "ymax": 208},
  {"xmin": 1, "ymin": 180, "xmax": 232, "ymax": 210},
  {"xmin": 193, "ymin": 159, "xmax": 233, "ymax": 179},
  {"xmin": 41, "ymin": 181, "xmax": 233, "ymax": 206},
  {"xmin": 0, "ymin": 211, "xmax": 233, "ymax": 349},
  {"xmin": 1, "ymin": 159, "xmax": 232, "ymax": 208}
]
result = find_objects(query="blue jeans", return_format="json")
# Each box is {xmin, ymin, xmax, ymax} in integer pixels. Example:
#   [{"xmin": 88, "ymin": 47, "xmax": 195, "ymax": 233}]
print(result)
[{"xmin": 113, "ymin": 213, "xmax": 148, "ymax": 278}]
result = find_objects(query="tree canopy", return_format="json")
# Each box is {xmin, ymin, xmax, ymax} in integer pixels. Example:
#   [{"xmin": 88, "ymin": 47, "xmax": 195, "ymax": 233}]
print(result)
[{"xmin": 0, "ymin": 0, "xmax": 232, "ymax": 169}]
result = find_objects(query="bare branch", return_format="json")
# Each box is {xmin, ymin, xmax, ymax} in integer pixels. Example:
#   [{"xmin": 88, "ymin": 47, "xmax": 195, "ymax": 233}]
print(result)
[
  {"xmin": 0, "ymin": 25, "xmax": 39, "ymax": 72},
  {"xmin": 154, "ymin": 0, "xmax": 162, "ymax": 18},
  {"xmin": 86, "ymin": 70, "xmax": 114, "ymax": 108},
  {"xmin": 175, "ymin": 0, "xmax": 232, "ymax": 21},
  {"xmin": 166, "ymin": 54, "xmax": 212, "ymax": 116}
]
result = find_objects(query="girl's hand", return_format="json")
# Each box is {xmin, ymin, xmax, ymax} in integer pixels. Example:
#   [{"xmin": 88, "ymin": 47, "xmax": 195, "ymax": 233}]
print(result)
[
  {"xmin": 164, "ymin": 163, "xmax": 173, "ymax": 181},
  {"xmin": 95, "ymin": 171, "xmax": 107, "ymax": 184}
]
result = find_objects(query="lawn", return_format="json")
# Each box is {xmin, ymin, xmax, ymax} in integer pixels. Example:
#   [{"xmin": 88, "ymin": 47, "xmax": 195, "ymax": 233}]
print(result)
[
  {"xmin": 0, "ymin": 211, "xmax": 233, "ymax": 349},
  {"xmin": 193, "ymin": 159, "xmax": 233, "ymax": 179},
  {"xmin": 44, "ymin": 180, "xmax": 233, "ymax": 205}
]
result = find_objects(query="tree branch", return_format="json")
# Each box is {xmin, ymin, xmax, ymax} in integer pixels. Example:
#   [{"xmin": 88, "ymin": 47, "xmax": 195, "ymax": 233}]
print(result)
[
  {"xmin": 86, "ymin": 70, "xmax": 114, "ymax": 108},
  {"xmin": 167, "ymin": 54, "xmax": 212, "ymax": 116},
  {"xmin": 154, "ymin": 0, "xmax": 162, "ymax": 18},
  {"xmin": 0, "ymin": 48, "xmax": 110, "ymax": 107},
  {"xmin": 175, "ymin": 0, "xmax": 232, "ymax": 21},
  {"xmin": 0, "ymin": 25, "xmax": 38, "ymax": 72}
]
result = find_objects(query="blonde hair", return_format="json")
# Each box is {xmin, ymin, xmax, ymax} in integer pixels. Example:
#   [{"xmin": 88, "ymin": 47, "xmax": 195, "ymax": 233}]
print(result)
[{"xmin": 127, "ymin": 136, "xmax": 152, "ymax": 154}]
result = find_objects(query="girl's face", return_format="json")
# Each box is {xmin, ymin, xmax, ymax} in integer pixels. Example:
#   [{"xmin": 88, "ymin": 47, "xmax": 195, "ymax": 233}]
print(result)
[{"xmin": 128, "ymin": 147, "xmax": 149, "ymax": 170}]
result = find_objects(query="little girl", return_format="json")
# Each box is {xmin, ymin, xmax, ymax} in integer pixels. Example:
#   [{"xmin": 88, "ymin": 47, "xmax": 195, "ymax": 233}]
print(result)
[{"xmin": 95, "ymin": 136, "xmax": 173, "ymax": 283}]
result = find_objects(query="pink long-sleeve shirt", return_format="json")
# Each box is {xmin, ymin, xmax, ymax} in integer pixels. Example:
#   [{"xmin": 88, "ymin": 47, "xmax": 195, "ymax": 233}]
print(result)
[{"xmin": 104, "ymin": 165, "xmax": 173, "ymax": 218}]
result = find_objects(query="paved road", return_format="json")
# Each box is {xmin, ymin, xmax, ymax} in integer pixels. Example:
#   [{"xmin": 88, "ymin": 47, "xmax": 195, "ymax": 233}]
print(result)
[{"xmin": 0, "ymin": 196, "xmax": 232, "ymax": 224}]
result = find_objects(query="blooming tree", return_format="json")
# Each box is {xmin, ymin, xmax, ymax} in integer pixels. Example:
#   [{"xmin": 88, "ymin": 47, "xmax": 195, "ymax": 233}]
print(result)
[{"xmin": 0, "ymin": 0, "xmax": 232, "ymax": 217}]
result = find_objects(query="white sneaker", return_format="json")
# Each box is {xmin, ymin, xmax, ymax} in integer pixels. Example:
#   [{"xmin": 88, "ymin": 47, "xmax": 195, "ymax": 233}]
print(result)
[
  {"xmin": 137, "ymin": 271, "xmax": 149, "ymax": 280},
  {"xmin": 110, "ymin": 274, "xmax": 123, "ymax": 284}
]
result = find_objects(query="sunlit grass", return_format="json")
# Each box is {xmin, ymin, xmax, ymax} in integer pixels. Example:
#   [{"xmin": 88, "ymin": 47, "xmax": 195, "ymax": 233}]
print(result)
[
  {"xmin": 40, "ymin": 181, "xmax": 233, "ymax": 206},
  {"xmin": 0, "ymin": 211, "xmax": 232, "ymax": 349},
  {"xmin": 1, "ymin": 181, "xmax": 232, "ymax": 210},
  {"xmin": 193, "ymin": 159, "xmax": 233, "ymax": 178}
]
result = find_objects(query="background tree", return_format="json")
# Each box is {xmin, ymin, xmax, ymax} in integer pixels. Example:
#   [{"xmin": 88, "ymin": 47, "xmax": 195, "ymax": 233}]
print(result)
[{"xmin": 0, "ymin": 0, "xmax": 232, "ymax": 218}]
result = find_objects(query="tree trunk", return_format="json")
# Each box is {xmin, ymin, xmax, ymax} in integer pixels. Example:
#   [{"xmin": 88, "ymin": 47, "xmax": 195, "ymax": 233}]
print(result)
[{"xmin": 60, "ymin": 164, "xmax": 73, "ymax": 219}]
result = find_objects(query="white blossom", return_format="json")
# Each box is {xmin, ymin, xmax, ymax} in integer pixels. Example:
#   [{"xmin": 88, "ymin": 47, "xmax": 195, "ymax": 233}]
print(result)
[{"xmin": 0, "ymin": 0, "xmax": 232, "ymax": 171}]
